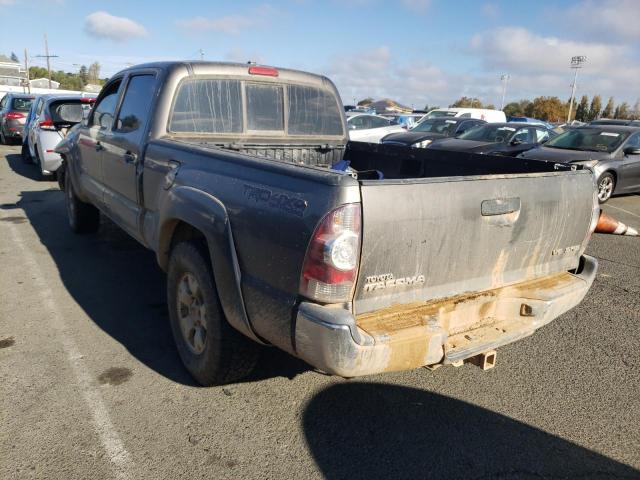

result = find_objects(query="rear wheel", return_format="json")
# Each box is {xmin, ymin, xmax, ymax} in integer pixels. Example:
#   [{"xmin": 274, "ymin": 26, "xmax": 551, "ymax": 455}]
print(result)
[
  {"xmin": 597, "ymin": 173, "xmax": 615, "ymax": 203},
  {"xmin": 65, "ymin": 168, "xmax": 100, "ymax": 233},
  {"xmin": 0, "ymin": 128, "xmax": 6, "ymax": 145},
  {"xmin": 167, "ymin": 241, "xmax": 260, "ymax": 386},
  {"xmin": 21, "ymin": 142, "xmax": 33, "ymax": 164}
]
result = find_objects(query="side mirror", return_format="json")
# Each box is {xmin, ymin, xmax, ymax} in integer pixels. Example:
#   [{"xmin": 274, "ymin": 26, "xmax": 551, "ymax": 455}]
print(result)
[
  {"xmin": 623, "ymin": 146, "xmax": 640, "ymax": 155},
  {"xmin": 510, "ymin": 138, "xmax": 524, "ymax": 146}
]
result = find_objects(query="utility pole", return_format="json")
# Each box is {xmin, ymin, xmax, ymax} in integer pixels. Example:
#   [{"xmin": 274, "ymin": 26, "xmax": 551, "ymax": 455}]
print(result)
[
  {"xmin": 567, "ymin": 55, "xmax": 587, "ymax": 123},
  {"xmin": 199, "ymin": 49, "xmax": 204, "ymax": 61},
  {"xmin": 500, "ymin": 74, "xmax": 510, "ymax": 110},
  {"xmin": 35, "ymin": 33, "xmax": 58, "ymax": 89},
  {"xmin": 23, "ymin": 48, "xmax": 30, "ymax": 94}
]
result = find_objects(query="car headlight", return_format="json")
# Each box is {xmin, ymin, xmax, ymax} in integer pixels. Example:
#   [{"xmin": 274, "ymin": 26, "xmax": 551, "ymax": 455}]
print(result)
[
  {"xmin": 572, "ymin": 160, "xmax": 599, "ymax": 168},
  {"xmin": 412, "ymin": 139, "xmax": 432, "ymax": 148}
]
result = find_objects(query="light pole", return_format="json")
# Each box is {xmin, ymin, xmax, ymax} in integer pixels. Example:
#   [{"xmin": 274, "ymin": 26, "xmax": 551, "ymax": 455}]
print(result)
[
  {"xmin": 567, "ymin": 55, "xmax": 587, "ymax": 122},
  {"xmin": 500, "ymin": 74, "xmax": 510, "ymax": 110}
]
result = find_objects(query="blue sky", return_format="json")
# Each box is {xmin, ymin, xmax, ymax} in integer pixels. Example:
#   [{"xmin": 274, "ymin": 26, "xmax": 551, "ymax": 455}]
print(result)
[{"xmin": 1, "ymin": 0, "xmax": 638, "ymax": 108}]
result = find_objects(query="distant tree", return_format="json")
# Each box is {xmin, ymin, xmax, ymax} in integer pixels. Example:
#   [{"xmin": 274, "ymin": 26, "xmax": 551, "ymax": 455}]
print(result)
[
  {"xmin": 614, "ymin": 102, "xmax": 630, "ymax": 119},
  {"xmin": 357, "ymin": 97, "xmax": 374, "ymax": 106},
  {"xmin": 574, "ymin": 95, "xmax": 589, "ymax": 122},
  {"xmin": 631, "ymin": 99, "xmax": 640, "ymax": 120},
  {"xmin": 588, "ymin": 95, "xmax": 602, "ymax": 121},
  {"xmin": 484, "ymin": 104, "xmax": 496, "ymax": 110},
  {"xmin": 10, "ymin": 52, "xmax": 19, "ymax": 62},
  {"xmin": 29, "ymin": 66, "xmax": 49, "ymax": 79},
  {"xmin": 88, "ymin": 62, "xmax": 101, "ymax": 84},
  {"xmin": 528, "ymin": 96, "xmax": 566, "ymax": 122},
  {"xmin": 449, "ymin": 96, "xmax": 483, "ymax": 108},
  {"xmin": 601, "ymin": 97, "xmax": 615, "ymax": 118},
  {"xmin": 78, "ymin": 65, "xmax": 88, "ymax": 85},
  {"xmin": 503, "ymin": 102, "xmax": 522, "ymax": 117}
]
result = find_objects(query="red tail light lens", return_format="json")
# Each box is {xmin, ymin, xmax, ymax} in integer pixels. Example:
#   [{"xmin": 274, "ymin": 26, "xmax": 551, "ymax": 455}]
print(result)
[
  {"xmin": 39, "ymin": 117, "xmax": 56, "ymax": 131},
  {"xmin": 80, "ymin": 97, "xmax": 96, "ymax": 104},
  {"xmin": 6, "ymin": 111, "xmax": 25, "ymax": 120},
  {"xmin": 248, "ymin": 66, "xmax": 279, "ymax": 77},
  {"xmin": 300, "ymin": 204, "xmax": 361, "ymax": 303}
]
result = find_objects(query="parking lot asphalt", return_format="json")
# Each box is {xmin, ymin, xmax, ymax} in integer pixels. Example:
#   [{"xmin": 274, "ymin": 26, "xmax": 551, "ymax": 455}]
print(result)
[{"xmin": 0, "ymin": 143, "xmax": 639, "ymax": 480}]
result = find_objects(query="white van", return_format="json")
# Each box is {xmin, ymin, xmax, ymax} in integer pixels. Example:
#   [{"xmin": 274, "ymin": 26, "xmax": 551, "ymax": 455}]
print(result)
[{"xmin": 422, "ymin": 108, "xmax": 506, "ymax": 123}]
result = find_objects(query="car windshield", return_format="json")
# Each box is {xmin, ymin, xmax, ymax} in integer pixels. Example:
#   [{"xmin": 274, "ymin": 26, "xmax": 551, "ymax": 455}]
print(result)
[
  {"xmin": 544, "ymin": 128, "xmax": 629, "ymax": 153},
  {"xmin": 11, "ymin": 97, "xmax": 34, "ymax": 111},
  {"xmin": 423, "ymin": 110, "xmax": 457, "ymax": 119},
  {"xmin": 458, "ymin": 124, "xmax": 515, "ymax": 143},
  {"xmin": 410, "ymin": 118, "xmax": 458, "ymax": 135}
]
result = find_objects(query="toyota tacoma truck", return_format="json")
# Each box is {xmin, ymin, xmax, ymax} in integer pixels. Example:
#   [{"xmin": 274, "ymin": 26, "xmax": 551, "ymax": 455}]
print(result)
[{"xmin": 57, "ymin": 62, "xmax": 599, "ymax": 385}]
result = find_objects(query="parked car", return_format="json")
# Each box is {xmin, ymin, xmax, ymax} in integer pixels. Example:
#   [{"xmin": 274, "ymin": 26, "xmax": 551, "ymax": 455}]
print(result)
[
  {"xmin": 427, "ymin": 122, "xmax": 557, "ymax": 157},
  {"xmin": 589, "ymin": 119, "xmax": 640, "ymax": 127},
  {"xmin": 518, "ymin": 125, "xmax": 640, "ymax": 202},
  {"xmin": 0, "ymin": 93, "xmax": 35, "ymax": 144},
  {"xmin": 388, "ymin": 113, "xmax": 424, "ymax": 129},
  {"xmin": 421, "ymin": 107, "xmax": 507, "ymax": 123},
  {"xmin": 347, "ymin": 113, "xmax": 404, "ymax": 143},
  {"xmin": 23, "ymin": 95, "xmax": 95, "ymax": 179},
  {"xmin": 56, "ymin": 61, "xmax": 598, "ymax": 385},
  {"xmin": 508, "ymin": 116, "xmax": 554, "ymax": 129},
  {"xmin": 380, "ymin": 117, "xmax": 486, "ymax": 147}
]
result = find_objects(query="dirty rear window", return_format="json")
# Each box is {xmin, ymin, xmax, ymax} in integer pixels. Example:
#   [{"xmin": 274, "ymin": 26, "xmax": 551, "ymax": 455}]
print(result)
[
  {"xmin": 11, "ymin": 97, "xmax": 34, "ymax": 111},
  {"xmin": 287, "ymin": 85, "xmax": 343, "ymax": 136},
  {"xmin": 168, "ymin": 78, "xmax": 343, "ymax": 137},
  {"xmin": 170, "ymin": 79, "xmax": 243, "ymax": 134}
]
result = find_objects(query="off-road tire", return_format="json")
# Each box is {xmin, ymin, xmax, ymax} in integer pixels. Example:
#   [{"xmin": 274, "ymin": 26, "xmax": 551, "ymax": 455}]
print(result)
[
  {"xmin": 65, "ymin": 168, "xmax": 100, "ymax": 233},
  {"xmin": 167, "ymin": 241, "xmax": 260, "ymax": 386}
]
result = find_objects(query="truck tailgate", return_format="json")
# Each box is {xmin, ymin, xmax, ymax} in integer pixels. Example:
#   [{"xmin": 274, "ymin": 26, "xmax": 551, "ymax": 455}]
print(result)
[{"xmin": 354, "ymin": 170, "xmax": 595, "ymax": 314}]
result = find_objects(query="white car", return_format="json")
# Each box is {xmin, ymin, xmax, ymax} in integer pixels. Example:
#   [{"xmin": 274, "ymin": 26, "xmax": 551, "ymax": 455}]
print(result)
[
  {"xmin": 25, "ymin": 95, "xmax": 95, "ymax": 178},
  {"xmin": 347, "ymin": 114, "xmax": 405, "ymax": 143},
  {"xmin": 421, "ymin": 108, "xmax": 507, "ymax": 123}
]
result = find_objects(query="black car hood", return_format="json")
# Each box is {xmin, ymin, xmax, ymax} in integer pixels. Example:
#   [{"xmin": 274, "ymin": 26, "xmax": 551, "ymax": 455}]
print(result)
[
  {"xmin": 427, "ymin": 138, "xmax": 498, "ymax": 152},
  {"xmin": 518, "ymin": 146, "xmax": 613, "ymax": 163},
  {"xmin": 381, "ymin": 131, "xmax": 446, "ymax": 145}
]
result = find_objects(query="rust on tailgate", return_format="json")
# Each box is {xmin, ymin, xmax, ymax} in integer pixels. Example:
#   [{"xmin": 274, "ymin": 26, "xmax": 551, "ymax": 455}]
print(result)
[{"xmin": 355, "ymin": 271, "xmax": 577, "ymax": 372}]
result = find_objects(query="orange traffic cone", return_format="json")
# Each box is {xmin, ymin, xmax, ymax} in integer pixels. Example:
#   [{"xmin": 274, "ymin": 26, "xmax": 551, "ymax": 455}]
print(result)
[{"xmin": 594, "ymin": 210, "xmax": 638, "ymax": 236}]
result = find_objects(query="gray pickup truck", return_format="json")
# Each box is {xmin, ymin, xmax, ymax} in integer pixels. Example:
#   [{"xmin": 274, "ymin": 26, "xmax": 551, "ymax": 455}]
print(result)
[{"xmin": 57, "ymin": 62, "xmax": 600, "ymax": 385}]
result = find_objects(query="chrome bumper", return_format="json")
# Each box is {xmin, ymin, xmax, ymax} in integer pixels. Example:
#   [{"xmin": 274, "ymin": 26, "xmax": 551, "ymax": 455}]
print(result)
[{"xmin": 294, "ymin": 255, "xmax": 598, "ymax": 377}]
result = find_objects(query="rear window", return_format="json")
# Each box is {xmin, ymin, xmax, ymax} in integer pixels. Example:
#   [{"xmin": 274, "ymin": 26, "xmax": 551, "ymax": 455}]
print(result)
[
  {"xmin": 287, "ymin": 85, "xmax": 343, "ymax": 135},
  {"xmin": 170, "ymin": 79, "xmax": 243, "ymax": 134},
  {"xmin": 49, "ymin": 100, "xmax": 89, "ymax": 124},
  {"xmin": 168, "ymin": 78, "xmax": 344, "ymax": 137},
  {"xmin": 11, "ymin": 97, "xmax": 34, "ymax": 112}
]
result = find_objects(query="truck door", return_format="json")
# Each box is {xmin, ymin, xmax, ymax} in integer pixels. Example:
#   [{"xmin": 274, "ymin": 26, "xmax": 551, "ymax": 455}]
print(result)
[
  {"xmin": 76, "ymin": 78, "xmax": 123, "ymax": 207},
  {"xmin": 100, "ymin": 73, "xmax": 157, "ymax": 238}
]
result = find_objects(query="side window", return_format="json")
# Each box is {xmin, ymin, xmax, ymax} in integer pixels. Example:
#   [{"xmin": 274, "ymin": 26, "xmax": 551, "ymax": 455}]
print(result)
[
  {"xmin": 513, "ymin": 128, "xmax": 532, "ymax": 143},
  {"xmin": 535, "ymin": 128, "xmax": 550, "ymax": 143},
  {"xmin": 369, "ymin": 116, "xmax": 390, "ymax": 128},
  {"xmin": 36, "ymin": 99, "xmax": 45, "ymax": 117},
  {"xmin": 114, "ymin": 75, "xmax": 156, "ymax": 137},
  {"xmin": 626, "ymin": 133, "xmax": 640, "ymax": 148},
  {"xmin": 0, "ymin": 96, "xmax": 6, "ymax": 110},
  {"xmin": 349, "ymin": 116, "xmax": 366, "ymax": 130},
  {"xmin": 91, "ymin": 80, "xmax": 122, "ymax": 130}
]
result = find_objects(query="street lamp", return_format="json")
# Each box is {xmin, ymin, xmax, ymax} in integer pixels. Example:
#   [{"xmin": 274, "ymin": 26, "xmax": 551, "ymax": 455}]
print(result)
[
  {"xmin": 500, "ymin": 74, "xmax": 510, "ymax": 110},
  {"xmin": 567, "ymin": 55, "xmax": 587, "ymax": 123}
]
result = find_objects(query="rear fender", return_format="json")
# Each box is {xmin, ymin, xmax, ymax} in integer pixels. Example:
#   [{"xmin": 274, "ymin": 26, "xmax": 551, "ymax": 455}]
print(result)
[{"xmin": 158, "ymin": 186, "xmax": 263, "ymax": 344}]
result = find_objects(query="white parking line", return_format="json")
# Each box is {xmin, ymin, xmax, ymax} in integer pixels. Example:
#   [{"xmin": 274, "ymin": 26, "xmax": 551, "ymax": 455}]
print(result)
[
  {"xmin": 3, "ymin": 216, "xmax": 132, "ymax": 480},
  {"xmin": 607, "ymin": 203, "xmax": 640, "ymax": 219}
]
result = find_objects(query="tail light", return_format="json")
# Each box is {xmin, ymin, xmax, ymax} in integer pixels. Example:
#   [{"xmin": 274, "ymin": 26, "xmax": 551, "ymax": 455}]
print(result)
[
  {"xmin": 80, "ymin": 97, "xmax": 95, "ymax": 104},
  {"xmin": 300, "ymin": 204, "xmax": 361, "ymax": 303},
  {"xmin": 248, "ymin": 66, "xmax": 279, "ymax": 77},
  {"xmin": 6, "ymin": 111, "xmax": 25, "ymax": 120},
  {"xmin": 39, "ymin": 116, "xmax": 56, "ymax": 131}
]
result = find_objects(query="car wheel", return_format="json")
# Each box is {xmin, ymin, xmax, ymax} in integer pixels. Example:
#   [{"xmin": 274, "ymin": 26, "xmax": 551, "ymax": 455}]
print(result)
[
  {"xmin": 21, "ymin": 142, "xmax": 33, "ymax": 164},
  {"xmin": 597, "ymin": 173, "xmax": 615, "ymax": 203},
  {"xmin": 0, "ymin": 128, "xmax": 6, "ymax": 145},
  {"xmin": 167, "ymin": 241, "xmax": 260, "ymax": 386},
  {"xmin": 65, "ymin": 168, "xmax": 100, "ymax": 233}
]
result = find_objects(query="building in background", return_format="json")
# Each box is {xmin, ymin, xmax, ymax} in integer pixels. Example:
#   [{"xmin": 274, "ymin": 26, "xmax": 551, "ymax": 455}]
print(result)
[
  {"xmin": 29, "ymin": 78, "xmax": 60, "ymax": 89},
  {"xmin": 0, "ymin": 54, "xmax": 26, "ymax": 87}
]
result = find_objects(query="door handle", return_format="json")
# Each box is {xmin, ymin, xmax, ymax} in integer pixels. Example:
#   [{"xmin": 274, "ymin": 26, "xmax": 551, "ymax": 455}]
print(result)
[
  {"xmin": 123, "ymin": 152, "xmax": 138, "ymax": 164},
  {"xmin": 481, "ymin": 197, "xmax": 521, "ymax": 216}
]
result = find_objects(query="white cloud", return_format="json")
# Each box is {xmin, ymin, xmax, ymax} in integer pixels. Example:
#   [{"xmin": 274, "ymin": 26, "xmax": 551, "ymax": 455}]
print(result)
[
  {"xmin": 177, "ymin": 5, "xmax": 275, "ymax": 35},
  {"xmin": 565, "ymin": 0, "xmax": 640, "ymax": 40},
  {"xmin": 84, "ymin": 11, "xmax": 148, "ymax": 42},
  {"xmin": 0, "ymin": 0, "xmax": 16, "ymax": 5}
]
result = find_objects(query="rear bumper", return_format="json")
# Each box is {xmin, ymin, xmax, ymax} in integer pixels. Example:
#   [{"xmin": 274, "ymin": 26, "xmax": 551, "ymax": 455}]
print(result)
[{"xmin": 294, "ymin": 255, "xmax": 597, "ymax": 377}]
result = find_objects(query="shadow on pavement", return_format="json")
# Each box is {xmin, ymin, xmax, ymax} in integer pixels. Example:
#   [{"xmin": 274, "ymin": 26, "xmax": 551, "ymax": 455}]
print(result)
[
  {"xmin": 303, "ymin": 383, "xmax": 638, "ymax": 480},
  {"xmin": 5, "ymin": 152, "xmax": 53, "ymax": 182},
  {"xmin": 7, "ymin": 156, "xmax": 308, "ymax": 386}
]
